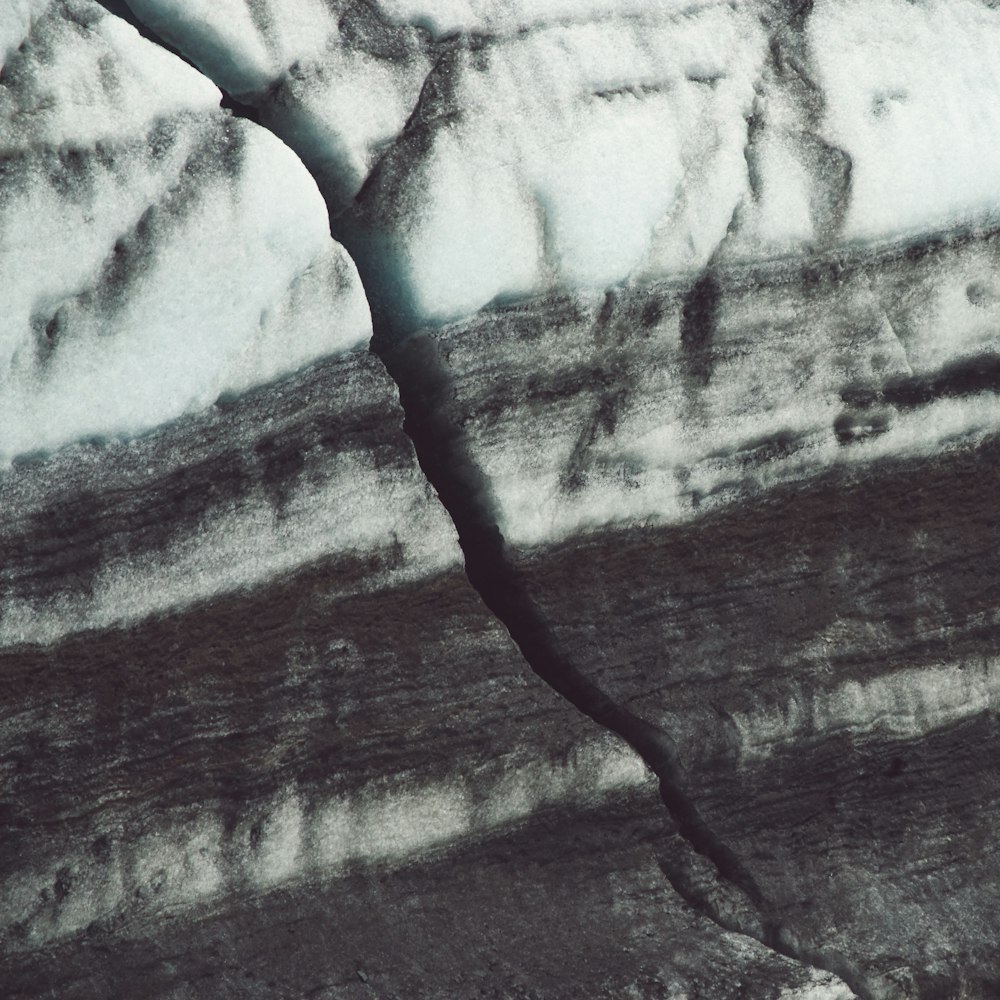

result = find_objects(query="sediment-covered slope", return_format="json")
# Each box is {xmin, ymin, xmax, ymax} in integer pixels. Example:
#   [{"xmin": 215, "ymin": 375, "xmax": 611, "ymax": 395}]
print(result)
[{"xmin": 389, "ymin": 258, "xmax": 1000, "ymax": 994}]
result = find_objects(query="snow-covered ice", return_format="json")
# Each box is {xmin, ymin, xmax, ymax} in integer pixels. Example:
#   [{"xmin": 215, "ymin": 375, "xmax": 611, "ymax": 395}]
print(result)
[
  {"xmin": 810, "ymin": 0, "xmax": 1000, "ymax": 241},
  {"xmin": 115, "ymin": 0, "xmax": 769, "ymax": 324},
  {"xmin": 0, "ymin": 0, "xmax": 369, "ymax": 464},
  {"xmin": 109, "ymin": 0, "xmax": 1000, "ymax": 336}
]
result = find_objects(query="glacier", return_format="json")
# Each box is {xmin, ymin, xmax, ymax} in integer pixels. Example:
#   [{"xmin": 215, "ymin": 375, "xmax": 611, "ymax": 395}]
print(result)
[{"xmin": 3, "ymin": 1, "xmax": 1000, "ymax": 998}]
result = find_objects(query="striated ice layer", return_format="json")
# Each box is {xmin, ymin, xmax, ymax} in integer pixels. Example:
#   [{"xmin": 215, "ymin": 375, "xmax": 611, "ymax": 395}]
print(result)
[
  {"xmin": 730, "ymin": 657, "xmax": 1000, "ymax": 763},
  {"xmin": 0, "ymin": 0, "xmax": 370, "ymax": 464},
  {"xmin": 0, "ymin": 351, "xmax": 460, "ymax": 646},
  {"xmin": 1, "ymin": 734, "xmax": 648, "ymax": 951}
]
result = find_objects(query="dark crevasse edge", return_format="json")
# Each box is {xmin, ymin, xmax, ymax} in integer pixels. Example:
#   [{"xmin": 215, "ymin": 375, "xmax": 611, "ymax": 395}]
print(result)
[{"xmin": 88, "ymin": 2, "xmax": 871, "ymax": 995}]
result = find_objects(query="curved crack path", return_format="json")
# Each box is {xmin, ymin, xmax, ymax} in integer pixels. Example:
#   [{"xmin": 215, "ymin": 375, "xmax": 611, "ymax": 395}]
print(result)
[{"xmin": 92, "ymin": 1, "xmax": 874, "ymax": 995}]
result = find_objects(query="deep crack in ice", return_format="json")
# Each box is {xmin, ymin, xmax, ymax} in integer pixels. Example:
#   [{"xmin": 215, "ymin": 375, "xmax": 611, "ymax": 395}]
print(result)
[{"xmin": 79, "ymin": 3, "xmax": 952, "ymax": 995}]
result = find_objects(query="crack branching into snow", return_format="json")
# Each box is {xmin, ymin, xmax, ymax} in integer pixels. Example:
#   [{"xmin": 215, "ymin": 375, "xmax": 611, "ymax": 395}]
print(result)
[
  {"xmin": 89, "ymin": 2, "xmax": 870, "ymax": 995},
  {"xmin": 96, "ymin": 0, "xmax": 262, "ymax": 122},
  {"xmin": 734, "ymin": 0, "xmax": 853, "ymax": 249}
]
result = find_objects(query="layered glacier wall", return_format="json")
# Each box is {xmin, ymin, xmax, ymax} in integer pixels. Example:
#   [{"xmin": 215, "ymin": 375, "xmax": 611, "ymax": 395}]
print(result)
[{"xmin": 3, "ymin": 1, "xmax": 1000, "ymax": 998}]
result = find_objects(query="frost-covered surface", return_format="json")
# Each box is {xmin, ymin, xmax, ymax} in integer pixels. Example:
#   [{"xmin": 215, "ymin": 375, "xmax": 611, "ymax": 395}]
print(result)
[{"xmin": 0, "ymin": 0, "xmax": 369, "ymax": 463}]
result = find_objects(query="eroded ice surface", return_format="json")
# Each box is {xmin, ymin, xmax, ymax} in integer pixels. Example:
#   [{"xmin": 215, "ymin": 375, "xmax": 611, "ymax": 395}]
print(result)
[
  {"xmin": 0, "ymin": 731, "xmax": 648, "ymax": 949},
  {"xmin": 5, "ymin": 5, "xmax": 1000, "ymax": 997},
  {"xmin": 0, "ymin": 0, "xmax": 369, "ymax": 464}
]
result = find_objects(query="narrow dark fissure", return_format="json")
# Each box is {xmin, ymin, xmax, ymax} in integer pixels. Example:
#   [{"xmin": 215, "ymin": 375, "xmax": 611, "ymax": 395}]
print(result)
[
  {"xmin": 89, "ymin": 2, "xmax": 873, "ymax": 994},
  {"xmin": 377, "ymin": 331, "xmax": 876, "ymax": 1000}
]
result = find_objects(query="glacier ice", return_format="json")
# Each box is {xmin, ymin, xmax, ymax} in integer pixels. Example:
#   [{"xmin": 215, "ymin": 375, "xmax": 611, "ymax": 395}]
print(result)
[{"xmin": 4, "ymin": 2, "xmax": 1000, "ymax": 997}]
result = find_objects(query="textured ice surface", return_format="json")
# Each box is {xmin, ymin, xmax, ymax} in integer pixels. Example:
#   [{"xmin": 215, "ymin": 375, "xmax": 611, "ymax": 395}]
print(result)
[
  {"xmin": 405, "ymin": 225, "xmax": 1000, "ymax": 547},
  {"xmin": 1, "ymin": 734, "xmax": 648, "ymax": 949},
  {"xmin": 376, "ymin": 0, "xmax": 700, "ymax": 36},
  {"xmin": 0, "ymin": 0, "xmax": 369, "ymax": 463},
  {"xmin": 384, "ymin": 9, "xmax": 763, "ymax": 323}
]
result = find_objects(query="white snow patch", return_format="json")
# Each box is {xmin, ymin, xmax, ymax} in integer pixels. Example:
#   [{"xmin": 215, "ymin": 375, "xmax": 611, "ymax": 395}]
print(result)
[
  {"xmin": 0, "ymin": 2, "xmax": 371, "ymax": 463},
  {"xmin": 248, "ymin": 793, "xmax": 304, "ymax": 886},
  {"xmin": 132, "ymin": 813, "xmax": 226, "ymax": 904},
  {"xmin": 376, "ymin": 0, "xmax": 699, "ymax": 38},
  {"xmin": 778, "ymin": 969, "xmax": 857, "ymax": 1000},
  {"xmin": 262, "ymin": 47, "xmax": 431, "ymax": 204},
  {"xmin": 126, "ymin": 0, "xmax": 339, "ymax": 95},
  {"xmin": 0, "ymin": 1, "xmax": 219, "ymax": 152},
  {"xmin": 0, "ymin": 1, "xmax": 35, "ymax": 64},
  {"xmin": 732, "ymin": 132, "xmax": 815, "ymax": 252},
  {"xmin": 478, "ymin": 736, "xmax": 650, "ymax": 828},
  {"xmin": 810, "ymin": 0, "xmax": 1000, "ymax": 240},
  {"xmin": 388, "ymin": 8, "xmax": 764, "ymax": 324},
  {"xmin": 124, "ymin": 0, "xmax": 276, "ymax": 94}
]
